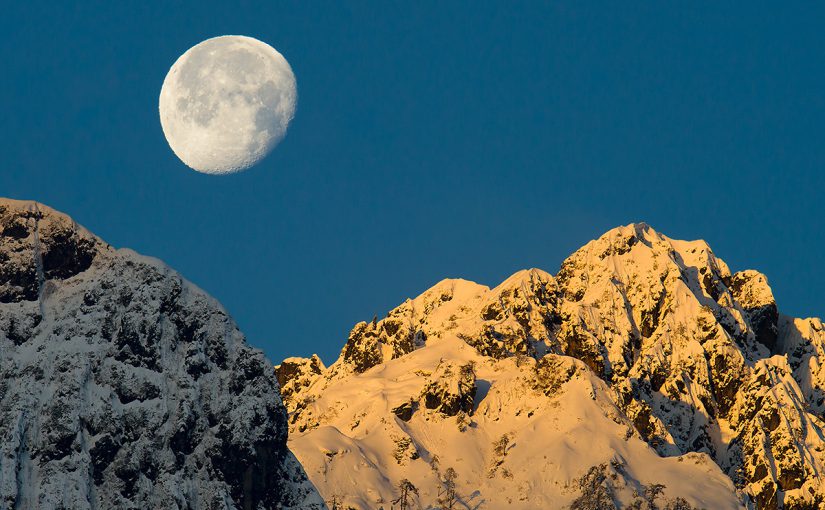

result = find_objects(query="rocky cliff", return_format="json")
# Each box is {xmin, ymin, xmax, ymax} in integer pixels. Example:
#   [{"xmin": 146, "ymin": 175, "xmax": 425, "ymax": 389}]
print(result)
[{"xmin": 0, "ymin": 199, "xmax": 325, "ymax": 509}]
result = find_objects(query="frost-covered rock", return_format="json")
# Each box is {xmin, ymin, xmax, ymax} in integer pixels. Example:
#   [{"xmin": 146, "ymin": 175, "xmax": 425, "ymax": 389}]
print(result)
[
  {"xmin": 0, "ymin": 199, "xmax": 324, "ymax": 510},
  {"xmin": 280, "ymin": 223, "xmax": 825, "ymax": 509}
]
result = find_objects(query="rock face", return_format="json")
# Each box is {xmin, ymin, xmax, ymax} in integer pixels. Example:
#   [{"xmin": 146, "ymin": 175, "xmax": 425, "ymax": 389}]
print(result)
[
  {"xmin": 730, "ymin": 270, "xmax": 779, "ymax": 352},
  {"xmin": 0, "ymin": 200, "xmax": 325, "ymax": 510},
  {"xmin": 276, "ymin": 355, "xmax": 326, "ymax": 411},
  {"xmin": 281, "ymin": 223, "xmax": 825, "ymax": 510},
  {"xmin": 419, "ymin": 360, "xmax": 476, "ymax": 417}
]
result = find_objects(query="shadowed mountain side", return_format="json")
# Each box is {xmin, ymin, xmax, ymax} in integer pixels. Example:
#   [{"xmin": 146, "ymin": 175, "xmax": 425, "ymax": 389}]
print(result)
[{"xmin": 0, "ymin": 199, "xmax": 326, "ymax": 509}]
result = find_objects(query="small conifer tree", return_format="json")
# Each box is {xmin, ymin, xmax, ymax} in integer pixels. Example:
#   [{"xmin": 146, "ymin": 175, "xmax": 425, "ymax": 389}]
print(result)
[
  {"xmin": 392, "ymin": 479, "xmax": 419, "ymax": 510},
  {"xmin": 437, "ymin": 467, "xmax": 459, "ymax": 509}
]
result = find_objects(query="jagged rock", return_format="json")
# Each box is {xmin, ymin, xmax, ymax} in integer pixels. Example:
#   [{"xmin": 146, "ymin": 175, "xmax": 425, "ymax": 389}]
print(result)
[
  {"xmin": 779, "ymin": 316, "xmax": 825, "ymax": 417},
  {"xmin": 0, "ymin": 201, "xmax": 100, "ymax": 303},
  {"xmin": 729, "ymin": 270, "xmax": 779, "ymax": 351},
  {"xmin": 332, "ymin": 270, "xmax": 559, "ymax": 377},
  {"xmin": 0, "ymin": 199, "xmax": 324, "ymax": 510},
  {"xmin": 727, "ymin": 357, "xmax": 824, "ymax": 509},
  {"xmin": 340, "ymin": 316, "xmax": 421, "ymax": 374},
  {"xmin": 461, "ymin": 269, "xmax": 560, "ymax": 358},
  {"xmin": 276, "ymin": 354, "xmax": 325, "ymax": 412}
]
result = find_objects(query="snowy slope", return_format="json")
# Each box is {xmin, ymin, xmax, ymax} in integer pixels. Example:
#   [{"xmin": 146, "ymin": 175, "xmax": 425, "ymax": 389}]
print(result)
[
  {"xmin": 281, "ymin": 223, "xmax": 825, "ymax": 510},
  {"xmin": 0, "ymin": 199, "xmax": 325, "ymax": 509},
  {"xmin": 288, "ymin": 337, "xmax": 740, "ymax": 509}
]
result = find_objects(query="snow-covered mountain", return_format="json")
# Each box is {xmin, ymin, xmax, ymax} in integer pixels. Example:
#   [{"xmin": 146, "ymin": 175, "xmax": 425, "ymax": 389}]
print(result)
[
  {"xmin": 0, "ymin": 199, "xmax": 325, "ymax": 509},
  {"xmin": 279, "ymin": 223, "xmax": 825, "ymax": 510}
]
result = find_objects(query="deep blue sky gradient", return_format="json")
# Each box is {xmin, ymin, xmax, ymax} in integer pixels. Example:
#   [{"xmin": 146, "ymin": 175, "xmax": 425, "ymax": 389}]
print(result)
[{"xmin": 2, "ymin": 3, "xmax": 824, "ymax": 364}]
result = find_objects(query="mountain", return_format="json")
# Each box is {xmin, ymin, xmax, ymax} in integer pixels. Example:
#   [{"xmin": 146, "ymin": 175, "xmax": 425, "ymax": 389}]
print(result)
[
  {"xmin": 0, "ymin": 199, "xmax": 325, "ymax": 509},
  {"xmin": 279, "ymin": 223, "xmax": 825, "ymax": 510}
]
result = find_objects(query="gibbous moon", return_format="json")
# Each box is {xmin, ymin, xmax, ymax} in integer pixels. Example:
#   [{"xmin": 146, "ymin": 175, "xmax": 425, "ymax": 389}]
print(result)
[{"xmin": 159, "ymin": 35, "xmax": 297, "ymax": 174}]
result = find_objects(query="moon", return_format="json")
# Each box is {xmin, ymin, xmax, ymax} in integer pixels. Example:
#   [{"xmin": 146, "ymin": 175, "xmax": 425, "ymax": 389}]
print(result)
[{"xmin": 159, "ymin": 35, "xmax": 297, "ymax": 174}]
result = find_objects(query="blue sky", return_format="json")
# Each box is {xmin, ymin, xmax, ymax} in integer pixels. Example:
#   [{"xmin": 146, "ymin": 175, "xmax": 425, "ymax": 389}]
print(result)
[{"xmin": 2, "ymin": 3, "xmax": 823, "ymax": 364}]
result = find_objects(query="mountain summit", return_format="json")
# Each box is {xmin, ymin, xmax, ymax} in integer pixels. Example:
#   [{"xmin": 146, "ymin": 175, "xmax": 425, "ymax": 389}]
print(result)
[
  {"xmin": 0, "ymin": 199, "xmax": 324, "ymax": 509},
  {"xmin": 280, "ymin": 223, "xmax": 825, "ymax": 510}
]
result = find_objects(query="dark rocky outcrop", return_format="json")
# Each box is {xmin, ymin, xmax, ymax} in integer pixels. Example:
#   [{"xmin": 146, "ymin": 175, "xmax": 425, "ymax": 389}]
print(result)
[
  {"xmin": 0, "ymin": 199, "xmax": 324, "ymax": 510},
  {"xmin": 419, "ymin": 361, "xmax": 477, "ymax": 417}
]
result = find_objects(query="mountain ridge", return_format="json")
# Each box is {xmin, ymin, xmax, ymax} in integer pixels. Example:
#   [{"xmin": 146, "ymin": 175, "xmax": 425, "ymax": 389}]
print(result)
[
  {"xmin": 280, "ymin": 222, "xmax": 825, "ymax": 510},
  {"xmin": 1, "ymin": 196, "xmax": 820, "ymax": 509}
]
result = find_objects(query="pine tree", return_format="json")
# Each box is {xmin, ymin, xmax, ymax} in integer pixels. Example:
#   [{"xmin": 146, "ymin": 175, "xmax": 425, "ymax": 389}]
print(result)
[
  {"xmin": 392, "ymin": 479, "xmax": 419, "ymax": 510},
  {"xmin": 437, "ymin": 467, "xmax": 459, "ymax": 509}
]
